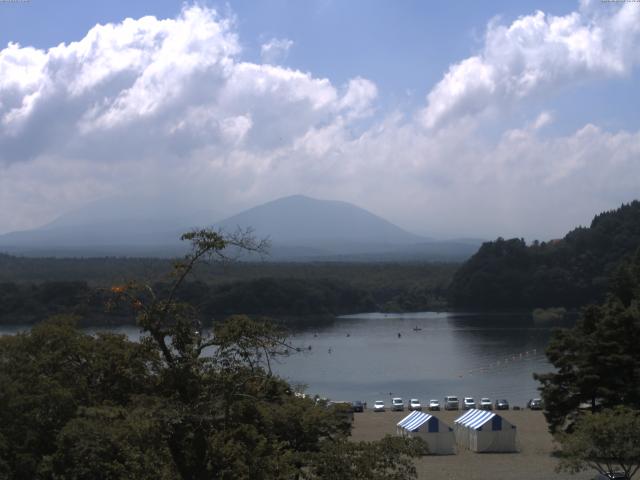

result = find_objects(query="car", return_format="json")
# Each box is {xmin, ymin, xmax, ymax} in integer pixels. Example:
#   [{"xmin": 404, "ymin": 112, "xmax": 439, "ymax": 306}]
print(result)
[
  {"xmin": 593, "ymin": 473, "xmax": 629, "ymax": 480},
  {"xmin": 527, "ymin": 398, "xmax": 543, "ymax": 410},
  {"xmin": 495, "ymin": 399, "xmax": 509, "ymax": 410},
  {"xmin": 428, "ymin": 399, "xmax": 440, "ymax": 411},
  {"xmin": 479, "ymin": 398, "xmax": 492, "ymax": 410},
  {"xmin": 352, "ymin": 400, "xmax": 364, "ymax": 412},
  {"xmin": 463, "ymin": 397, "xmax": 476, "ymax": 410},
  {"xmin": 444, "ymin": 395, "xmax": 459, "ymax": 410},
  {"xmin": 409, "ymin": 398, "xmax": 422, "ymax": 411},
  {"xmin": 391, "ymin": 397, "xmax": 404, "ymax": 411},
  {"xmin": 373, "ymin": 400, "xmax": 385, "ymax": 412}
]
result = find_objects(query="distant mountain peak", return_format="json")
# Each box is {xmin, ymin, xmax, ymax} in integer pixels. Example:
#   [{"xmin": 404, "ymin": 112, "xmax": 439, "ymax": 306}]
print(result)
[
  {"xmin": 0, "ymin": 194, "xmax": 479, "ymax": 260},
  {"xmin": 217, "ymin": 195, "xmax": 424, "ymax": 245},
  {"xmin": 242, "ymin": 194, "xmax": 350, "ymax": 209}
]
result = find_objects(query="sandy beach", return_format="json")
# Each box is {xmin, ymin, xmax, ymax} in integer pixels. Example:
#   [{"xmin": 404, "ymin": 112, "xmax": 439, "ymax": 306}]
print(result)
[{"xmin": 351, "ymin": 409, "xmax": 593, "ymax": 480}]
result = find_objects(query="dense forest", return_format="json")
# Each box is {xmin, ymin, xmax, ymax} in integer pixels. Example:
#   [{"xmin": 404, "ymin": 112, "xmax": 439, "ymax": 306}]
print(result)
[
  {"xmin": 0, "ymin": 262, "xmax": 454, "ymax": 326},
  {"xmin": 0, "ymin": 254, "xmax": 454, "ymax": 288},
  {"xmin": 449, "ymin": 201, "xmax": 640, "ymax": 309}
]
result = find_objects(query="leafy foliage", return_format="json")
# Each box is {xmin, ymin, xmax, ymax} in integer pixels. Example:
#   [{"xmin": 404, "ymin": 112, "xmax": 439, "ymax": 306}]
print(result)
[
  {"xmin": 535, "ymin": 248, "xmax": 640, "ymax": 432},
  {"xmin": 306, "ymin": 435, "xmax": 428, "ymax": 480},
  {"xmin": 449, "ymin": 201, "xmax": 640, "ymax": 308},
  {"xmin": 0, "ymin": 317, "xmax": 160, "ymax": 479},
  {"xmin": 42, "ymin": 405, "xmax": 175, "ymax": 480},
  {"xmin": 0, "ymin": 229, "xmax": 426, "ymax": 479},
  {"xmin": 556, "ymin": 407, "xmax": 640, "ymax": 479}
]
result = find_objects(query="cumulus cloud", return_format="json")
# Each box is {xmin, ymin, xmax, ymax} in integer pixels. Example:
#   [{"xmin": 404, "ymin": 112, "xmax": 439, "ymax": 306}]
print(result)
[
  {"xmin": 420, "ymin": 3, "xmax": 640, "ymax": 129},
  {"xmin": 0, "ymin": 3, "xmax": 638, "ymax": 241},
  {"xmin": 260, "ymin": 38, "xmax": 293, "ymax": 64},
  {"xmin": 314, "ymin": 116, "xmax": 640, "ymax": 239},
  {"xmin": 0, "ymin": 5, "xmax": 377, "ymax": 233}
]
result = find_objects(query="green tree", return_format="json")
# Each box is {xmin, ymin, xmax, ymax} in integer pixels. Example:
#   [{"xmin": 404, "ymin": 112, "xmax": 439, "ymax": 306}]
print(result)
[
  {"xmin": 0, "ymin": 317, "xmax": 159, "ymax": 479},
  {"xmin": 1, "ymin": 228, "xmax": 427, "ymax": 479},
  {"xmin": 535, "ymin": 248, "xmax": 640, "ymax": 432},
  {"xmin": 40, "ymin": 405, "xmax": 176, "ymax": 480},
  {"xmin": 557, "ymin": 407, "xmax": 640, "ymax": 479},
  {"xmin": 108, "ymin": 228, "xmax": 426, "ymax": 479},
  {"xmin": 306, "ymin": 436, "xmax": 428, "ymax": 480}
]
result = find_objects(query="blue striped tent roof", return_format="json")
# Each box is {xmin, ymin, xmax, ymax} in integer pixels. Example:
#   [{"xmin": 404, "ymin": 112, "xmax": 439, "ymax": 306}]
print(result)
[
  {"xmin": 454, "ymin": 409, "xmax": 496, "ymax": 430},
  {"xmin": 397, "ymin": 411, "xmax": 433, "ymax": 432}
]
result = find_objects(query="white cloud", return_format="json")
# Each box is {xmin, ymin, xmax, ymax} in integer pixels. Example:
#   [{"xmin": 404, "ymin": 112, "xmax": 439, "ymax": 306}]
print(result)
[
  {"xmin": 260, "ymin": 38, "xmax": 293, "ymax": 65},
  {"xmin": 339, "ymin": 77, "xmax": 378, "ymax": 119},
  {"xmin": 0, "ymin": 3, "xmax": 639, "ymax": 242},
  {"xmin": 0, "ymin": 5, "xmax": 376, "ymax": 233},
  {"xmin": 531, "ymin": 111, "xmax": 553, "ymax": 130},
  {"xmin": 420, "ymin": 3, "xmax": 640, "ymax": 129}
]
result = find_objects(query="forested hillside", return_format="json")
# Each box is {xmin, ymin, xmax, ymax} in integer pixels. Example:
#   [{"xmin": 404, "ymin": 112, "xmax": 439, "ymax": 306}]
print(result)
[
  {"xmin": 449, "ymin": 201, "xmax": 640, "ymax": 309},
  {"xmin": 0, "ymin": 266, "xmax": 452, "ymax": 326}
]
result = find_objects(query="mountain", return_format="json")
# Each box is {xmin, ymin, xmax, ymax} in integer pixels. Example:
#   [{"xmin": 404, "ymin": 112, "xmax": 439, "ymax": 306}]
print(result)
[
  {"xmin": 448, "ymin": 200, "xmax": 640, "ymax": 309},
  {"xmin": 0, "ymin": 192, "xmax": 218, "ymax": 256},
  {"xmin": 0, "ymin": 219, "xmax": 188, "ymax": 257},
  {"xmin": 217, "ymin": 195, "xmax": 422, "ymax": 245},
  {"xmin": 0, "ymin": 194, "xmax": 479, "ymax": 260},
  {"xmin": 215, "ymin": 195, "xmax": 479, "ymax": 261}
]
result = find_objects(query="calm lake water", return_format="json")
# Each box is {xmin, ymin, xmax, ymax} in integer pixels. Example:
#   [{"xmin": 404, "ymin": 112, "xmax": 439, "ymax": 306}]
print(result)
[
  {"xmin": 276, "ymin": 311, "xmax": 569, "ymax": 407},
  {"xmin": 0, "ymin": 311, "xmax": 570, "ymax": 407}
]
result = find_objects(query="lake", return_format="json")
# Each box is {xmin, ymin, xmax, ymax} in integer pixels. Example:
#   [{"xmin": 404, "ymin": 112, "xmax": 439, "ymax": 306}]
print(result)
[
  {"xmin": 275, "ymin": 311, "xmax": 568, "ymax": 407},
  {"xmin": 0, "ymin": 311, "xmax": 569, "ymax": 407}
]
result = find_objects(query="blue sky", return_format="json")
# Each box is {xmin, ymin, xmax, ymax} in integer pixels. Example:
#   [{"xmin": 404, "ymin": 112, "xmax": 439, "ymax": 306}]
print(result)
[
  {"xmin": 0, "ymin": 0, "xmax": 639, "ymax": 238},
  {"xmin": 2, "ymin": 0, "xmax": 634, "ymax": 128}
]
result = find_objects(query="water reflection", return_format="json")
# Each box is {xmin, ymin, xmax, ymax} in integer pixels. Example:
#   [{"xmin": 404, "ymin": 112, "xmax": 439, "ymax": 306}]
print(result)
[
  {"xmin": 273, "ymin": 311, "xmax": 571, "ymax": 405},
  {"xmin": 0, "ymin": 311, "xmax": 572, "ymax": 406}
]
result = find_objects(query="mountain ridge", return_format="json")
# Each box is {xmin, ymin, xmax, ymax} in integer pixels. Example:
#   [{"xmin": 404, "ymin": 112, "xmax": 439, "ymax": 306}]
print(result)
[
  {"xmin": 0, "ymin": 194, "xmax": 479, "ymax": 261},
  {"xmin": 216, "ymin": 194, "xmax": 426, "ymax": 245}
]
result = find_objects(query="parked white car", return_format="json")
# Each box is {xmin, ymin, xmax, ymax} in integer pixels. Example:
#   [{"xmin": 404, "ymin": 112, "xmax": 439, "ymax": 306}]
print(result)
[
  {"xmin": 444, "ymin": 395, "xmax": 459, "ymax": 410},
  {"xmin": 373, "ymin": 400, "xmax": 385, "ymax": 412},
  {"xmin": 409, "ymin": 398, "xmax": 422, "ymax": 411},
  {"xmin": 463, "ymin": 397, "xmax": 476, "ymax": 410},
  {"xmin": 480, "ymin": 397, "xmax": 493, "ymax": 410},
  {"xmin": 391, "ymin": 397, "xmax": 404, "ymax": 411},
  {"xmin": 428, "ymin": 399, "xmax": 440, "ymax": 411}
]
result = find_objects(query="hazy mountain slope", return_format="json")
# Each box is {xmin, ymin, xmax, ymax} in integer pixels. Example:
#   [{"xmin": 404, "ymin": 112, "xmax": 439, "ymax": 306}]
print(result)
[
  {"xmin": 0, "ymin": 192, "xmax": 218, "ymax": 254},
  {"xmin": 214, "ymin": 195, "xmax": 479, "ymax": 260},
  {"xmin": 0, "ymin": 194, "xmax": 479, "ymax": 260},
  {"xmin": 217, "ymin": 195, "xmax": 424, "ymax": 245}
]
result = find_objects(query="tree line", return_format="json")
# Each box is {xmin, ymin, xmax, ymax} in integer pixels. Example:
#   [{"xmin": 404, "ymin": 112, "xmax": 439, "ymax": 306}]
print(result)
[
  {"xmin": 0, "ymin": 253, "xmax": 456, "ymax": 292},
  {"xmin": 449, "ymin": 201, "xmax": 640, "ymax": 309},
  {"xmin": 0, "ymin": 274, "xmax": 452, "ymax": 327}
]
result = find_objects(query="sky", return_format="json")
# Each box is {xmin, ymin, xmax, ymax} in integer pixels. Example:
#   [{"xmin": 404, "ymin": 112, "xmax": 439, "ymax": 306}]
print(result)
[{"xmin": 0, "ymin": 0, "xmax": 639, "ymax": 240}]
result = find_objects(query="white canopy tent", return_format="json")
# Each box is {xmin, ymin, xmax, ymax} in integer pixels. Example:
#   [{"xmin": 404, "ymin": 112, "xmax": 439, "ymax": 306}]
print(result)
[
  {"xmin": 453, "ymin": 409, "xmax": 517, "ymax": 453},
  {"xmin": 396, "ymin": 411, "xmax": 455, "ymax": 455}
]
